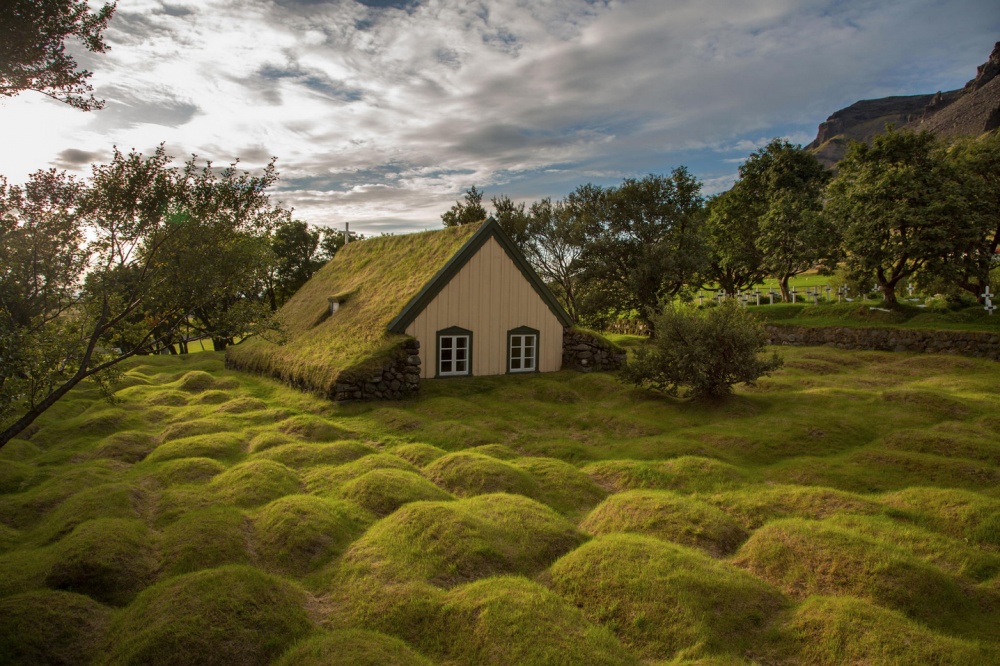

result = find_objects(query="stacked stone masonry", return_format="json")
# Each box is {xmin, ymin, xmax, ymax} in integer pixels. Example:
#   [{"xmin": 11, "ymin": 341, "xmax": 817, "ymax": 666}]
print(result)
[
  {"xmin": 765, "ymin": 325, "xmax": 1000, "ymax": 361},
  {"xmin": 333, "ymin": 339, "xmax": 421, "ymax": 401},
  {"xmin": 562, "ymin": 328, "xmax": 627, "ymax": 372}
]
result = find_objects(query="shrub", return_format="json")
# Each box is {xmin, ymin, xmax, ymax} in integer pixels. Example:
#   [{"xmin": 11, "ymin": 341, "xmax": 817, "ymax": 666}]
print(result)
[{"xmin": 622, "ymin": 300, "xmax": 782, "ymax": 398}]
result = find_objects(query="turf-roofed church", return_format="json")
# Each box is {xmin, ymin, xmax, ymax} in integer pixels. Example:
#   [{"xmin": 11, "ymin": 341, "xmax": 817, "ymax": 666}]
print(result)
[{"xmin": 226, "ymin": 219, "xmax": 618, "ymax": 401}]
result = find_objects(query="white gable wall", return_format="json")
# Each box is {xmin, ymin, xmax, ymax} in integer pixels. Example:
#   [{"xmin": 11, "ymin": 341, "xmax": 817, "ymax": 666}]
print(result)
[{"xmin": 404, "ymin": 236, "xmax": 564, "ymax": 378}]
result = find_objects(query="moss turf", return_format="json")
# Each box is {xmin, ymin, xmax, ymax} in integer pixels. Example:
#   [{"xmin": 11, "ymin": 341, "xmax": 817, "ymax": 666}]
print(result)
[{"xmin": 0, "ymin": 347, "xmax": 998, "ymax": 663}]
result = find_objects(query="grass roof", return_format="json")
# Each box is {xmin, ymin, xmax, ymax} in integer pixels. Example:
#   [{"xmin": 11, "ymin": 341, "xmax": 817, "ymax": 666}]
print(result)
[{"xmin": 226, "ymin": 224, "xmax": 481, "ymax": 397}]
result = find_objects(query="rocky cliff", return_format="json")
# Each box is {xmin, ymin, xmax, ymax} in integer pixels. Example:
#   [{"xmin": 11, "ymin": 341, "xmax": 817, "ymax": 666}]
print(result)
[{"xmin": 807, "ymin": 42, "xmax": 1000, "ymax": 167}]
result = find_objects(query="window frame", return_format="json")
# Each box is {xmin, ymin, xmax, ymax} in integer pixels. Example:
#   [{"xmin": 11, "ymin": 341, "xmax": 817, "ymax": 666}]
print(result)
[
  {"xmin": 435, "ymin": 326, "xmax": 473, "ymax": 378},
  {"xmin": 507, "ymin": 326, "xmax": 540, "ymax": 374}
]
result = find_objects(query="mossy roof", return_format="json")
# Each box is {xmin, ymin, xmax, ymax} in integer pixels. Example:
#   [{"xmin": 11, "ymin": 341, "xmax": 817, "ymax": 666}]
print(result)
[{"xmin": 226, "ymin": 224, "xmax": 481, "ymax": 396}]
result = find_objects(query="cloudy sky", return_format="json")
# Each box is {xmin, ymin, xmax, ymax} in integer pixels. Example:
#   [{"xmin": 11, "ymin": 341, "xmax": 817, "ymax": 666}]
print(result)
[{"xmin": 1, "ymin": 0, "xmax": 997, "ymax": 234}]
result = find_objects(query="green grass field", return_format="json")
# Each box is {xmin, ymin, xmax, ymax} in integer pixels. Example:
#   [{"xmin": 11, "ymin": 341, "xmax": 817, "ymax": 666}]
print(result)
[{"xmin": 1, "ymin": 348, "xmax": 998, "ymax": 664}]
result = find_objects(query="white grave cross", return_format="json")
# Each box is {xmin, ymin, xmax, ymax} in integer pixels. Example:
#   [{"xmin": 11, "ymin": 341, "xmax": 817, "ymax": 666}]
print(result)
[{"xmin": 983, "ymin": 287, "xmax": 996, "ymax": 316}]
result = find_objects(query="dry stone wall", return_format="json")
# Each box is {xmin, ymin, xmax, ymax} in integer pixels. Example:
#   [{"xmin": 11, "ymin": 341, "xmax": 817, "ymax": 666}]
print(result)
[
  {"xmin": 333, "ymin": 339, "xmax": 421, "ymax": 401},
  {"xmin": 562, "ymin": 328, "xmax": 627, "ymax": 372},
  {"xmin": 765, "ymin": 325, "xmax": 1000, "ymax": 360}
]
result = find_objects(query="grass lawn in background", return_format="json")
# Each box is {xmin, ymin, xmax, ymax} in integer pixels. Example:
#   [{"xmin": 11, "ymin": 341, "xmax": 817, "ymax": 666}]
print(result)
[{"xmin": 0, "ymin": 347, "xmax": 998, "ymax": 664}]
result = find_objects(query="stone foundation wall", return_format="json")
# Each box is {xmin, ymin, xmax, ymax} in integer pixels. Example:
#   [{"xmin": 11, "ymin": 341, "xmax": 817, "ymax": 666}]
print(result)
[
  {"xmin": 765, "ymin": 325, "xmax": 1000, "ymax": 360},
  {"xmin": 562, "ymin": 328, "xmax": 627, "ymax": 372},
  {"xmin": 333, "ymin": 339, "xmax": 421, "ymax": 401}
]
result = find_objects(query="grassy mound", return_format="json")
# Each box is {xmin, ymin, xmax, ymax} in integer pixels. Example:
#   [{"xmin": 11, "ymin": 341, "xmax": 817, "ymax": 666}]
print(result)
[
  {"xmin": 141, "ymin": 389, "xmax": 189, "ymax": 406},
  {"xmin": 159, "ymin": 418, "xmax": 234, "ymax": 443},
  {"xmin": 0, "ymin": 590, "xmax": 112, "ymax": 666},
  {"xmin": 28, "ymin": 482, "xmax": 143, "ymax": 545},
  {"xmin": 439, "ymin": 576, "xmax": 639, "ymax": 665},
  {"xmin": 253, "ymin": 495, "xmax": 372, "ymax": 576},
  {"xmin": 174, "ymin": 370, "xmax": 238, "ymax": 393},
  {"xmin": 325, "ymin": 578, "xmax": 447, "ymax": 651},
  {"xmin": 510, "ymin": 457, "xmax": 607, "ymax": 515},
  {"xmin": 0, "ymin": 460, "xmax": 41, "ymax": 495},
  {"xmin": 548, "ymin": 534, "xmax": 786, "ymax": 661},
  {"xmin": 303, "ymin": 454, "xmax": 418, "ymax": 495},
  {"xmin": 583, "ymin": 456, "xmax": 750, "ymax": 494},
  {"xmin": 90, "ymin": 431, "xmax": 158, "ymax": 463},
  {"xmin": 732, "ymin": 519, "xmax": 975, "ymax": 634},
  {"xmin": 389, "ymin": 443, "xmax": 448, "ymax": 466},
  {"xmin": 159, "ymin": 507, "xmax": 252, "ymax": 577},
  {"xmin": 879, "ymin": 428, "xmax": 1000, "ymax": 465},
  {"xmin": 881, "ymin": 487, "xmax": 1000, "ymax": 547},
  {"xmin": 705, "ymin": 484, "xmax": 883, "ymax": 530},
  {"xmin": 580, "ymin": 490, "xmax": 747, "ymax": 556},
  {"xmin": 339, "ymin": 493, "xmax": 583, "ymax": 587},
  {"xmin": 192, "ymin": 390, "xmax": 231, "ymax": 405},
  {"xmin": 255, "ymin": 441, "xmax": 375, "ymax": 469},
  {"xmin": 424, "ymin": 452, "xmax": 541, "ymax": 499},
  {"xmin": 45, "ymin": 518, "xmax": 158, "ymax": 606},
  {"xmin": 783, "ymin": 596, "xmax": 996, "ymax": 665},
  {"xmin": 276, "ymin": 414, "xmax": 354, "ymax": 442},
  {"xmin": 209, "ymin": 459, "xmax": 302, "ymax": 508},
  {"xmin": 247, "ymin": 431, "xmax": 296, "ymax": 453},
  {"xmin": 215, "ymin": 396, "xmax": 269, "ymax": 413},
  {"xmin": 99, "ymin": 565, "xmax": 314, "ymax": 666},
  {"xmin": 340, "ymin": 469, "xmax": 454, "ymax": 516},
  {"xmin": 141, "ymin": 457, "xmax": 226, "ymax": 486},
  {"xmin": 144, "ymin": 432, "xmax": 245, "ymax": 464},
  {"xmin": 468, "ymin": 444, "xmax": 520, "ymax": 460},
  {"xmin": 0, "ymin": 461, "xmax": 124, "ymax": 528},
  {"xmin": 273, "ymin": 629, "xmax": 434, "ymax": 666}
]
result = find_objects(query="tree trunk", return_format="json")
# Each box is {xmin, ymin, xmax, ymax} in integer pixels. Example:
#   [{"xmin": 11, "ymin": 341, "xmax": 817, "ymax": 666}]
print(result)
[
  {"xmin": 0, "ymin": 369, "xmax": 89, "ymax": 448},
  {"xmin": 212, "ymin": 337, "xmax": 228, "ymax": 351},
  {"xmin": 779, "ymin": 276, "xmax": 791, "ymax": 303}
]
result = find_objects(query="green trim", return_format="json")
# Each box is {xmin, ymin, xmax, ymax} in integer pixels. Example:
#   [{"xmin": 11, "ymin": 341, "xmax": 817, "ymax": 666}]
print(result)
[
  {"xmin": 388, "ymin": 219, "xmax": 573, "ymax": 334},
  {"xmin": 506, "ymin": 325, "xmax": 540, "ymax": 374},
  {"xmin": 435, "ymin": 326, "xmax": 473, "ymax": 378}
]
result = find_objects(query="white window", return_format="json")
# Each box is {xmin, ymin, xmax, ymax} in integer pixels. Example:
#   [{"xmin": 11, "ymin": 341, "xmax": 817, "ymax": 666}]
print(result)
[
  {"xmin": 439, "ymin": 335, "xmax": 470, "ymax": 376},
  {"xmin": 509, "ymin": 333, "xmax": 537, "ymax": 373}
]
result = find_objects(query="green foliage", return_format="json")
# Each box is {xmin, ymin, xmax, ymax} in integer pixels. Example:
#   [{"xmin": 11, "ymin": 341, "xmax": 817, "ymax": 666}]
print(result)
[
  {"xmin": 622, "ymin": 300, "xmax": 782, "ymax": 397},
  {"xmin": 0, "ymin": 0, "xmax": 116, "ymax": 110},
  {"xmin": 98, "ymin": 565, "xmax": 314, "ymax": 666},
  {"xmin": 441, "ymin": 185, "xmax": 488, "ymax": 227}
]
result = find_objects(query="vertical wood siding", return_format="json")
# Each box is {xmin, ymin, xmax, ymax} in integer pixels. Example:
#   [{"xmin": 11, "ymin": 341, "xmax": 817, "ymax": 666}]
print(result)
[{"xmin": 405, "ymin": 237, "xmax": 564, "ymax": 378}]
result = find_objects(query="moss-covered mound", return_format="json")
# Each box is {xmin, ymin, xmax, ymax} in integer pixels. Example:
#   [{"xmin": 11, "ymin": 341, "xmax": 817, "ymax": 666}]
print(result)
[
  {"xmin": 439, "ymin": 576, "xmax": 639, "ymax": 665},
  {"xmin": 28, "ymin": 482, "xmax": 143, "ymax": 545},
  {"xmin": 144, "ymin": 432, "xmax": 245, "ymax": 464},
  {"xmin": 142, "ymin": 457, "xmax": 226, "ymax": 486},
  {"xmin": 732, "ymin": 519, "xmax": 974, "ymax": 633},
  {"xmin": 275, "ymin": 414, "xmax": 354, "ymax": 442},
  {"xmin": 583, "ymin": 456, "xmax": 750, "ymax": 494},
  {"xmin": 705, "ymin": 484, "xmax": 883, "ymax": 530},
  {"xmin": 209, "ymin": 459, "xmax": 302, "ymax": 507},
  {"xmin": 159, "ymin": 417, "xmax": 234, "ymax": 443},
  {"xmin": 99, "ymin": 565, "xmax": 314, "ymax": 666},
  {"xmin": 273, "ymin": 629, "xmax": 434, "ymax": 666},
  {"xmin": 881, "ymin": 487, "xmax": 1000, "ymax": 547},
  {"xmin": 45, "ymin": 518, "xmax": 158, "ymax": 606},
  {"xmin": 468, "ymin": 444, "xmax": 520, "ymax": 460},
  {"xmin": 226, "ymin": 224, "xmax": 479, "ymax": 396},
  {"xmin": 580, "ymin": 490, "xmax": 747, "ymax": 556},
  {"xmin": 247, "ymin": 431, "xmax": 296, "ymax": 453},
  {"xmin": 159, "ymin": 507, "xmax": 252, "ymax": 577},
  {"xmin": 173, "ymin": 370, "xmax": 238, "ymax": 394},
  {"xmin": 424, "ymin": 452, "xmax": 541, "ymax": 499},
  {"xmin": 325, "ymin": 578, "xmax": 448, "ymax": 651},
  {"xmin": 548, "ymin": 534, "xmax": 786, "ymax": 661},
  {"xmin": 215, "ymin": 396, "xmax": 269, "ymax": 414},
  {"xmin": 0, "ymin": 590, "xmax": 112, "ymax": 666},
  {"xmin": 340, "ymin": 469, "xmax": 454, "ymax": 516},
  {"xmin": 783, "ymin": 596, "xmax": 996, "ymax": 665},
  {"xmin": 253, "ymin": 495, "xmax": 372, "ymax": 576},
  {"xmin": 390, "ymin": 443, "xmax": 448, "ymax": 467},
  {"xmin": 339, "ymin": 493, "xmax": 584, "ymax": 587},
  {"xmin": 90, "ymin": 431, "xmax": 158, "ymax": 463},
  {"xmin": 303, "ymin": 454, "xmax": 418, "ymax": 495},
  {"xmin": 510, "ymin": 457, "xmax": 607, "ymax": 515},
  {"xmin": 255, "ymin": 441, "xmax": 375, "ymax": 469}
]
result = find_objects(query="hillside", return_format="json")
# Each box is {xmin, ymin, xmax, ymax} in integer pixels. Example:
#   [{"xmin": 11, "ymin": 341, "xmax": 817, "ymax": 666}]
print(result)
[
  {"xmin": 808, "ymin": 41, "xmax": 1000, "ymax": 166},
  {"xmin": 0, "ymin": 348, "xmax": 998, "ymax": 664}
]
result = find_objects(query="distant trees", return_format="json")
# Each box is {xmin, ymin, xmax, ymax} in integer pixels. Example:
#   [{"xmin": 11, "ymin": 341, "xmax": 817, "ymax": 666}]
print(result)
[
  {"xmin": 826, "ymin": 129, "xmax": 974, "ymax": 306},
  {"xmin": 0, "ymin": 0, "xmax": 116, "ymax": 110},
  {"xmin": 441, "ymin": 186, "xmax": 488, "ymax": 227},
  {"xmin": 0, "ymin": 146, "xmax": 291, "ymax": 447}
]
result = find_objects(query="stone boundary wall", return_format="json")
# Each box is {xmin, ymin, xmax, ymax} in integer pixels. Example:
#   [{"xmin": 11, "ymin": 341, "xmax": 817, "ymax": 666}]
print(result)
[
  {"xmin": 765, "ymin": 325, "xmax": 1000, "ymax": 361},
  {"xmin": 333, "ymin": 339, "xmax": 421, "ymax": 401},
  {"xmin": 562, "ymin": 328, "xmax": 627, "ymax": 372}
]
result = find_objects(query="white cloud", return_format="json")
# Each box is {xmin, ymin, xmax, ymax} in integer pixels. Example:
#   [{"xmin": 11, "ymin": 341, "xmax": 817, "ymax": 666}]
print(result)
[{"xmin": 0, "ymin": 0, "xmax": 997, "ymax": 233}]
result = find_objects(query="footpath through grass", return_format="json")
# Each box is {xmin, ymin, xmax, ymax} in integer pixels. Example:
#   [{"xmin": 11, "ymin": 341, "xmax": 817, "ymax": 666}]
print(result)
[{"xmin": 0, "ymin": 348, "xmax": 998, "ymax": 664}]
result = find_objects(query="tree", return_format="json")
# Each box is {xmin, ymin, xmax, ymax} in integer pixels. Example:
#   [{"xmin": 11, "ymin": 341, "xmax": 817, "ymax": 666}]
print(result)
[
  {"xmin": 702, "ymin": 191, "xmax": 767, "ymax": 296},
  {"xmin": 942, "ymin": 132, "xmax": 1000, "ymax": 302},
  {"xmin": 441, "ymin": 185, "xmax": 487, "ymax": 227},
  {"xmin": 0, "ymin": 146, "xmax": 289, "ymax": 447},
  {"xmin": 621, "ymin": 300, "xmax": 782, "ymax": 399},
  {"xmin": 490, "ymin": 194, "xmax": 531, "ymax": 245},
  {"xmin": 826, "ymin": 129, "xmax": 974, "ymax": 306},
  {"xmin": 267, "ymin": 219, "xmax": 321, "ymax": 309},
  {"xmin": 0, "ymin": 0, "xmax": 116, "ymax": 110},
  {"xmin": 577, "ymin": 170, "xmax": 707, "ymax": 330},
  {"xmin": 725, "ymin": 139, "xmax": 835, "ymax": 301},
  {"xmin": 318, "ymin": 225, "xmax": 363, "ymax": 261}
]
